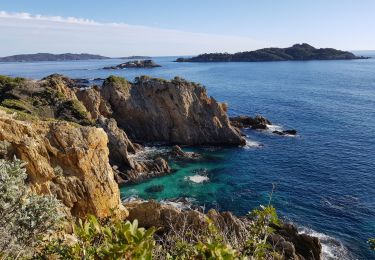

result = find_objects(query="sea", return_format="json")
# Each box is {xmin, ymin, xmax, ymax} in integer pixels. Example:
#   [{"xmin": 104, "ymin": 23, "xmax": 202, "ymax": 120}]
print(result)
[{"xmin": 0, "ymin": 54, "xmax": 374, "ymax": 259}]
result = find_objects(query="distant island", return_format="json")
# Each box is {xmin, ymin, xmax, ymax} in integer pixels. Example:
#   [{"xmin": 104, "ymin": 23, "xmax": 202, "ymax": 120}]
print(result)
[
  {"xmin": 119, "ymin": 56, "xmax": 152, "ymax": 59},
  {"xmin": 175, "ymin": 43, "xmax": 368, "ymax": 62},
  {"xmin": 0, "ymin": 53, "xmax": 111, "ymax": 62},
  {"xmin": 103, "ymin": 60, "xmax": 161, "ymax": 69}
]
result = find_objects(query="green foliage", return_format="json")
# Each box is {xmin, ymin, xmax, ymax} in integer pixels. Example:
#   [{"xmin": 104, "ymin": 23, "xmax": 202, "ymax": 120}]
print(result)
[
  {"xmin": 38, "ymin": 215, "xmax": 156, "ymax": 260},
  {"xmin": 104, "ymin": 75, "xmax": 130, "ymax": 89},
  {"xmin": 0, "ymin": 75, "xmax": 25, "ymax": 96},
  {"xmin": 245, "ymin": 205, "xmax": 280, "ymax": 259},
  {"xmin": 2, "ymin": 98, "xmax": 34, "ymax": 113},
  {"xmin": 0, "ymin": 157, "xmax": 63, "ymax": 259},
  {"xmin": 193, "ymin": 220, "xmax": 238, "ymax": 259},
  {"xmin": 368, "ymin": 238, "xmax": 375, "ymax": 251}
]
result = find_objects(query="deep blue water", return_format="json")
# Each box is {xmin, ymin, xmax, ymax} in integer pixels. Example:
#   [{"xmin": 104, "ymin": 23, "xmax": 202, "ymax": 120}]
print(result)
[{"xmin": 1, "ymin": 56, "xmax": 374, "ymax": 259}]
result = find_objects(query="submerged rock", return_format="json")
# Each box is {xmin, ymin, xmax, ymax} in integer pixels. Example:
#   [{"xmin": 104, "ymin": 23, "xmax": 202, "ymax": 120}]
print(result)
[
  {"xmin": 101, "ymin": 76, "xmax": 245, "ymax": 146},
  {"xmin": 103, "ymin": 59, "xmax": 161, "ymax": 69},
  {"xmin": 145, "ymin": 185, "xmax": 164, "ymax": 193}
]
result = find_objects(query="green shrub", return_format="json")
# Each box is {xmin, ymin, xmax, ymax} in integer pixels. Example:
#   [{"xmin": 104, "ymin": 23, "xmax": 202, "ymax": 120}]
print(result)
[
  {"xmin": 0, "ymin": 75, "xmax": 25, "ymax": 96},
  {"xmin": 0, "ymin": 157, "xmax": 63, "ymax": 259},
  {"xmin": 1, "ymin": 98, "xmax": 34, "ymax": 113},
  {"xmin": 38, "ymin": 215, "xmax": 156, "ymax": 259},
  {"xmin": 245, "ymin": 205, "xmax": 280, "ymax": 258}
]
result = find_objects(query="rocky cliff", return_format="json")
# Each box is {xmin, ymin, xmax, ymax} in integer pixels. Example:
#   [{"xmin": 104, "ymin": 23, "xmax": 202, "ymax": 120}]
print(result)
[
  {"xmin": 101, "ymin": 75, "xmax": 245, "ymax": 146},
  {"xmin": 0, "ymin": 110, "xmax": 126, "ymax": 218}
]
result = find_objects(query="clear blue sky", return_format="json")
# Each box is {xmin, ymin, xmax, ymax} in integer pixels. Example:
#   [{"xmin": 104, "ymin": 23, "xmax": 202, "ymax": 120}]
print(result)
[{"xmin": 0, "ymin": 0, "xmax": 374, "ymax": 56}]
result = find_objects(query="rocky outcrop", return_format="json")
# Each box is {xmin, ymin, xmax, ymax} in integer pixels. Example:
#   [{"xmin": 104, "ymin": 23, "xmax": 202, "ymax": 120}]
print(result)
[
  {"xmin": 230, "ymin": 115, "xmax": 272, "ymax": 130},
  {"xmin": 101, "ymin": 76, "xmax": 245, "ymax": 146},
  {"xmin": 273, "ymin": 129, "xmax": 297, "ymax": 136},
  {"xmin": 0, "ymin": 110, "xmax": 127, "ymax": 219},
  {"xmin": 103, "ymin": 60, "xmax": 161, "ymax": 69},
  {"xmin": 0, "ymin": 74, "xmax": 92, "ymax": 125},
  {"xmin": 96, "ymin": 116, "xmax": 170, "ymax": 184},
  {"xmin": 125, "ymin": 200, "xmax": 321, "ymax": 259},
  {"xmin": 167, "ymin": 145, "xmax": 200, "ymax": 160},
  {"xmin": 269, "ymin": 223, "xmax": 322, "ymax": 260},
  {"xmin": 75, "ymin": 86, "xmax": 112, "ymax": 120}
]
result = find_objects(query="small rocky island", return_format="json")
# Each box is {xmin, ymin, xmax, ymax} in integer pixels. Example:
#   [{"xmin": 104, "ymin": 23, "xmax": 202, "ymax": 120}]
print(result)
[
  {"xmin": 176, "ymin": 43, "xmax": 367, "ymax": 62},
  {"xmin": 103, "ymin": 59, "xmax": 161, "ymax": 69},
  {"xmin": 0, "ymin": 53, "xmax": 109, "ymax": 62}
]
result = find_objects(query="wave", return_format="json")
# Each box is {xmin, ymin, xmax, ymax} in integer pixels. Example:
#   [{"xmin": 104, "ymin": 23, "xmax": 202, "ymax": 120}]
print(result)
[
  {"xmin": 185, "ymin": 175, "xmax": 209, "ymax": 183},
  {"xmin": 243, "ymin": 138, "xmax": 263, "ymax": 149},
  {"xmin": 298, "ymin": 227, "xmax": 352, "ymax": 260},
  {"xmin": 266, "ymin": 124, "xmax": 283, "ymax": 132}
]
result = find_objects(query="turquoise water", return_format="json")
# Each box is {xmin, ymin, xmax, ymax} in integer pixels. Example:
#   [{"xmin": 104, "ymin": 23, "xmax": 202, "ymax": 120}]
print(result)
[{"xmin": 1, "ymin": 55, "xmax": 374, "ymax": 259}]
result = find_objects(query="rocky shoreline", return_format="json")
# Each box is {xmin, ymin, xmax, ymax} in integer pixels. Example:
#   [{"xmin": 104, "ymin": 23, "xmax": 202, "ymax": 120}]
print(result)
[
  {"xmin": 124, "ymin": 199, "xmax": 322, "ymax": 260},
  {"xmin": 0, "ymin": 73, "xmax": 320, "ymax": 259}
]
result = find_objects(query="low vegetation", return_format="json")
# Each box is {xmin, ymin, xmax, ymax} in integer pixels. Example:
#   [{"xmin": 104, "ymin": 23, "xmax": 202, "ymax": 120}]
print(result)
[
  {"xmin": 0, "ymin": 156, "xmax": 63, "ymax": 259},
  {"xmin": 0, "ymin": 74, "xmax": 94, "ymax": 126},
  {"xmin": 0, "ymin": 155, "xmax": 285, "ymax": 259}
]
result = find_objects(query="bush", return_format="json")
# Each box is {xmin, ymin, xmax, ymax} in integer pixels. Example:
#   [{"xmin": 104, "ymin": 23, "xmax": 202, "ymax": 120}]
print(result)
[
  {"xmin": 38, "ymin": 215, "xmax": 156, "ymax": 259},
  {"xmin": 0, "ymin": 157, "xmax": 63, "ymax": 259}
]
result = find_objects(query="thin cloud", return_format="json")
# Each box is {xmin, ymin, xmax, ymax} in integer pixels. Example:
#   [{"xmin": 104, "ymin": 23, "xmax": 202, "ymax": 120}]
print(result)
[{"xmin": 0, "ymin": 11, "xmax": 267, "ymax": 56}]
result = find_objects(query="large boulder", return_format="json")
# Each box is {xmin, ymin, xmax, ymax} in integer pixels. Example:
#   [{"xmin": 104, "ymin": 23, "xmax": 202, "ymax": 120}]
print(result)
[
  {"xmin": 101, "ymin": 76, "xmax": 245, "ymax": 146},
  {"xmin": 230, "ymin": 114, "xmax": 272, "ymax": 129},
  {"xmin": 0, "ymin": 110, "xmax": 127, "ymax": 219}
]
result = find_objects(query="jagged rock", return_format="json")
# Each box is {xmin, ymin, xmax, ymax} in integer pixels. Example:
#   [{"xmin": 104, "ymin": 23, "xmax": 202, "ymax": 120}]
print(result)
[
  {"xmin": 121, "ymin": 156, "xmax": 171, "ymax": 184},
  {"xmin": 230, "ymin": 114, "xmax": 272, "ymax": 129},
  {"xmin": 0, "ymin": 110, "xmax": 127, "ymax": 219},
  {"xmin": 101, "ymin": 76, "xmax": 245, "ymax": 146},
  {"xmin": 103, "ymin": 60, "xmax": 161, "ymax": 69},
  {"xmin": 75, "ymin": 86, "xmax": 112, "ymax": 120},
  {"xmin": 125, "ymin": 200, "xmax": 321, "ymax": 259},
  {"xmin": 96, "ymin": 116, "xmax": 170, "ymax": 184},
  {"xmin": 168, "ymin": 145, "xmax": 200, "ymax": 160},
  {"xmin": 273, "ymin": 129, "xmax": 297, "ymax": 136},
  {"xmin": 271, "ymin": 223, "xmax": 322, "ymax": 260}
]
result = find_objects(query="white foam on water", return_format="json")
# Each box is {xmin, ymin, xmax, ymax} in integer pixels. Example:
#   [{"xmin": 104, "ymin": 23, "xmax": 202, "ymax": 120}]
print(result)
[
  {"xmin": 298, "ymin": 227, "xmax": 352, "ymax": 260},
  {"xmin": 266, "ymin": 124, "xmax": 283, "ymax": 132},
  {"xmin": 243, "ymin": 138, "xmax": 263, "ymax": 149},
  {"xmin": 185, "ymin": 175, "xmax": 209, "ymax": 183}
]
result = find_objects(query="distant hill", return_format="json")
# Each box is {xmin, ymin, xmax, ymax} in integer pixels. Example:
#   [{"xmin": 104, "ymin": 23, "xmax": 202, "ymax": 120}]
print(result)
[
  {"xmin": 119, "ymin": 56, "xmax": 152, "ymax": 59},
  {"xmin": 176, "ymin": 43, "xmax": 368, "ymax": 62},
  {"xmin": 0, "ymin": 53, "xmax": 110, "ymax": 62}
]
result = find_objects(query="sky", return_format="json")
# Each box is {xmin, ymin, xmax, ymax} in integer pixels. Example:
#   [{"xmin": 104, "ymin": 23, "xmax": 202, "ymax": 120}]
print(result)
[{"xmin": 0, "ymin": 0, "xmax": 374, "ymax": 56}]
